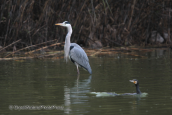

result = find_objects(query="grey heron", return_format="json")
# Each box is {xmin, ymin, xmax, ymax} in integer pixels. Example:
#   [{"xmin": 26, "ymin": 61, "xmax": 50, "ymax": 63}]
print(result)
[{"xmin": 55, "ymin": 21, "xmax": 92, "ymax": 75}]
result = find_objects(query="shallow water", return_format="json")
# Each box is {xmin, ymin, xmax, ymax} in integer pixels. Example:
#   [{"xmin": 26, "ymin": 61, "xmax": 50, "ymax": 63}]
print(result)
[{"xmin": 0, "ymin": 49, "xmax": 172, "ymax": 115}]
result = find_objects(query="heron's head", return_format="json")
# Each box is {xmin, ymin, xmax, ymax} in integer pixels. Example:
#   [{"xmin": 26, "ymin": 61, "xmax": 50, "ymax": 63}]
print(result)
[
  {"xmin": 55, "ymin": 21, "xmax": 71, "ymax": 27},
  {"xmin": 129, "ymin": 79, "xmax": 139, "ymax": 85}
]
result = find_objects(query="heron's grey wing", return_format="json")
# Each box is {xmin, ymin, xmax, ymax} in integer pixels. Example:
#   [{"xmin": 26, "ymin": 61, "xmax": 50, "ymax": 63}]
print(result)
[
  {"xmin": 69, "ymin": 45, "xmax": 92, "ymax": 74},
  {"xmin": 70, "ymin": 43, "xmax": 89, "ymax": 61}
]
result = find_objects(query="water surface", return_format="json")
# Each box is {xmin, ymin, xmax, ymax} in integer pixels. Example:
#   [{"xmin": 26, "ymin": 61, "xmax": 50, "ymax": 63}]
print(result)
[{"xmin": 0, "ymin": 49, "xmax": 172, "ymax": 115}]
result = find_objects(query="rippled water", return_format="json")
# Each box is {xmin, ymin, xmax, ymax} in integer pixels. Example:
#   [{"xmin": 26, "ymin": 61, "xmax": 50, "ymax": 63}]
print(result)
[{"xmin": 0, "ymin": 49, "xmax": 172, "ymax": 115}]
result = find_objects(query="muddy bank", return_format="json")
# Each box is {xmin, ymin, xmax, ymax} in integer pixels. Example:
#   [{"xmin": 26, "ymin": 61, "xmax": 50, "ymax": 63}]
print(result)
[{"xmin": 0, "ymin": 46, "xmax": 170, "ymax": 61}]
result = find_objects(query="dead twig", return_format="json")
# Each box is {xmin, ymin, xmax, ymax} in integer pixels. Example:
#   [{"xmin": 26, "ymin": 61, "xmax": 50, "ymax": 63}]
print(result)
[
  {"xmin": 0, "ymin": 39, "xmax": 21, "ymax": 52},
  {"xmin": 105, "ymin": 37, "xmax": 122, "ymax": 46},
  {"xmin": 0, "ymin": 57, "xmax": 34, "ymax": 61},
  {"xmin": 24, "ymin": 42, "xmax": 62, "ymax": 55},
  {"xmin": 128, "ymin": 0, "xmax": 137, "ymax": 30},
  {"xmin": 90, "ymin": 49, "xmax": 102, "ymax": 56},
  {"xmin": 73, "ymin": 0, "xmax": 88, "ymax": 27},
  {"xmin": 5, "ymin": 39, "xmax": 58, "ymax": 58}
]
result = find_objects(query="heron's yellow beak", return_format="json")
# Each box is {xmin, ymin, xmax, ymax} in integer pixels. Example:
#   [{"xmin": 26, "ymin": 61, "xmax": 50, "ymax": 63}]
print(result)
[{"xmin": 55, "ymin": 23, "xmax": 63, "ymax": 26}]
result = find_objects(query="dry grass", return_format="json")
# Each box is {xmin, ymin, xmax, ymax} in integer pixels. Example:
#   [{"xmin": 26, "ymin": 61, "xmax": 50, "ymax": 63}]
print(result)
[{"xmin": 0, "ymin": 0, "xmax": 171, "ymax": 53}]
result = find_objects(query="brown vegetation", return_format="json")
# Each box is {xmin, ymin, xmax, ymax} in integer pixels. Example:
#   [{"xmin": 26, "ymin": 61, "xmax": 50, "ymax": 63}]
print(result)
[{"xmin": 0, "ymin": 0, "xmax": 171, "ymax": 54}]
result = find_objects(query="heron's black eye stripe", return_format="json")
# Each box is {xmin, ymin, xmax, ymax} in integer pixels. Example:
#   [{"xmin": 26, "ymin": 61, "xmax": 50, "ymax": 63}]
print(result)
[{"xmin": 65, "ymin": 21, "xmax": 70, "ymax": 24}]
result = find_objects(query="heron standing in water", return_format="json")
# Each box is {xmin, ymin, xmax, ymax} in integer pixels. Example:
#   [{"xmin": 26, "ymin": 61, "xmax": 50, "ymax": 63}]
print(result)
[{"xmin": 55, "ymin": 21, "xmax": 92, "ymax": 75}]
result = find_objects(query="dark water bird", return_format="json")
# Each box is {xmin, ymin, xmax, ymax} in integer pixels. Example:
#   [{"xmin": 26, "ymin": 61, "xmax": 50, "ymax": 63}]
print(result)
[
  {"xmin": 90, "ymin": 79, "xmax": 147, "ymax": 97},
  {"xmin": 55, "ymin": 21, "xmax": 92, "ymax": 75},
  {"xmin": 129, "ymin": 79, "xmax": 141, "ymax": 94}
]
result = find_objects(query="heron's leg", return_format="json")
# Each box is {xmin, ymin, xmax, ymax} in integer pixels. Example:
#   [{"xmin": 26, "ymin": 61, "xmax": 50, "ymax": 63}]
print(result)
[{"xmin": 76, "ymin": 64, "xmax": 80, "ymax": 75}]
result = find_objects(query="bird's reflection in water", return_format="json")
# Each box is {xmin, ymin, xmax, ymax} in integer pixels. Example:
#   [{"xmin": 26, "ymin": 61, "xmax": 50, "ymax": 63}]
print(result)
[
  {"xmin": 64, "ymin": 86, "xmax": 71, "ymax": 114},
  {"xmin": 64, "ymin": 75, "xmax": 92, "ymax": 114},
  {"xmin": 77, "ymin": 74, "xmax": 80, "ymax": 84}
]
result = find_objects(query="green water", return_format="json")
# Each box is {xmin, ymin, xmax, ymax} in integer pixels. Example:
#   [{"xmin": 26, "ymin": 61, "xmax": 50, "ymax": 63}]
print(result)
[{"xmin": 0, "ymin": 49, "xmax": 172, "ymax": 115}]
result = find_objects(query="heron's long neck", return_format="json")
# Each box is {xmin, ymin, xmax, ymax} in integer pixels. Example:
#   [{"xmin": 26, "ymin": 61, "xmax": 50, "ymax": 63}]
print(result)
[{"xmin": 64, "ymin": 25, "xmax": 72, "ymax": 62}]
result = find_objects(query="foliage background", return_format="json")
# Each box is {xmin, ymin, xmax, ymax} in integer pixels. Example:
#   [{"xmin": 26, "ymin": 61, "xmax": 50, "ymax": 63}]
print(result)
[{"xmin": 0, "ymin": 0, "xmax": 171, "ymax": 50}]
